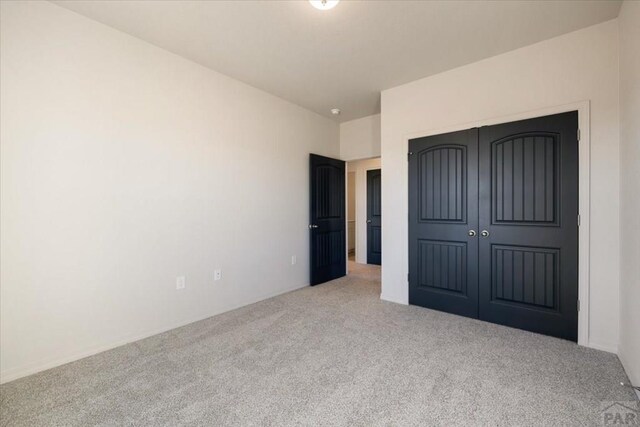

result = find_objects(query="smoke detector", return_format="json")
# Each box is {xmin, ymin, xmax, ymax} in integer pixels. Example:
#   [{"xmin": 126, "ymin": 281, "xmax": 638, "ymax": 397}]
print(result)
[{"xmin": 309, "ymin": 0, "xmax": 340, "ymax": 11}]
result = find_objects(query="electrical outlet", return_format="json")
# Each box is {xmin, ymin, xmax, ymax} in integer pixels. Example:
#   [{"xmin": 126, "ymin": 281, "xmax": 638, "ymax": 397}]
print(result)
[
  {"xmin": 291, "ymin": 255, "xmax": 297, "ymax": 265},
  {"xmin": 214, "ymin": 269, "xmax": 222, "ymax": 281},
  {"xmin": 176, "ymin": 276, "xmax": 186, "ymax": 290}
]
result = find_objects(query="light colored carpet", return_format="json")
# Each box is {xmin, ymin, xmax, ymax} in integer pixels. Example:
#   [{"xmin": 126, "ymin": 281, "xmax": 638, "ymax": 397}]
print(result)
[{"xmin": 1, "ymin": 262, "xmax": 637, "ymax": 426}]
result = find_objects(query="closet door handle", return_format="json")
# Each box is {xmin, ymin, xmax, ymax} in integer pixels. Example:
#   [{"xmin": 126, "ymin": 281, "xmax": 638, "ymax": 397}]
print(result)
[
  {"xmin": 468, "ymin": 230, "xmax": 477, "ymax": 237},
  {"xmin": 480, "ymin": 230, "xmax": 490, "ymax": 237}
]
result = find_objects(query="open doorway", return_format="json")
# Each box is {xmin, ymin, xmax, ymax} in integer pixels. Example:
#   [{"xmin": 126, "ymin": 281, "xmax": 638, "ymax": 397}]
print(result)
[
  {"xmin": 347, "ymin": 171, "xmax": 356, "ymax": 261},
  {"xmin": 346, "ymin": 157, "xmax": 382, "ymax": 267}
]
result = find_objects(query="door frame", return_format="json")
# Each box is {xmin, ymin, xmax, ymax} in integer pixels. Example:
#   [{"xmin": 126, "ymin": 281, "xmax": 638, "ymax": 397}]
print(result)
[
  {"xmin": 403, "ymin": 100, "xmax": 591, "ymax": 347},
  {"xmin": 344, "ymin": 158, "xmax": 382, "ymax": 273},
  {"xmin": 366, "ymin": 168, "xmax": 382, "ymax": 265}
]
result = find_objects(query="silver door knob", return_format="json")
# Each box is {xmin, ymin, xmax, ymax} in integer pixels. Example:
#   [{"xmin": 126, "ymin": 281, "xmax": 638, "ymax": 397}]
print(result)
[
  {"xmin": 468, "ymin": 230, "xmax": 477, "ymax": 237},
  {"xmin": 309, "ymin": 224, "xmax": 319, "ymax": 229},
  {"xmin": 367, "ymin": 219, "xmax": 372, "ymax": 223},
  {"xmin": 480, "ymin": 230, "xmax": 490, "ymax": 237}
]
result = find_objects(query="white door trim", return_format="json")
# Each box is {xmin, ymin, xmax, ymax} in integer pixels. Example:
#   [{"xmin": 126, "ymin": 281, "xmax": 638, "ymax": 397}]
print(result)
[{"xmin": 402, "ymin": 100, "xmax": 590, "ymax": 347}]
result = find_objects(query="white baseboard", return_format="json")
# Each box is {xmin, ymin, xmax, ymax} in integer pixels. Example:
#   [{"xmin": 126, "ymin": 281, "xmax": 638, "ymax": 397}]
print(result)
[
  {"xmin": 585, "ymin": 341, "xmax": 618, "ymax": 354},
  {"xmin": 618, "ymin": 346, "xmax": 640, "ymax": 387},
  {"xmin": 0, "ymin": 282, "xmax": 308, "ymax": 385},
  {"xmin": 380, "ymin": 293, "xmax": 408, "ymax": 305}
]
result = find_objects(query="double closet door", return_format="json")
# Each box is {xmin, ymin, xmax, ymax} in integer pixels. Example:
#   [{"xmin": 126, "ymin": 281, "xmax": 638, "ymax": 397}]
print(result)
[{"xmin": 408, "ymin": 112, "xmax": 578, "ymax": 341}]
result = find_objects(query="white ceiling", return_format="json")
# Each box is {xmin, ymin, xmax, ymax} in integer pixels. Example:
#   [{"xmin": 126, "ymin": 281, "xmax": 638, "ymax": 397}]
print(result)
[{"xmin": 53, "ymin": 0, "xmax": 622, "ymax": 122}]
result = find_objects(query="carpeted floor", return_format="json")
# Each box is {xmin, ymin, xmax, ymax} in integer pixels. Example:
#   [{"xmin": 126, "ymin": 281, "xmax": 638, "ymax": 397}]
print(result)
[{"xmin": 1, "ymin": 262, "xmax": 637, "ymax": 426}]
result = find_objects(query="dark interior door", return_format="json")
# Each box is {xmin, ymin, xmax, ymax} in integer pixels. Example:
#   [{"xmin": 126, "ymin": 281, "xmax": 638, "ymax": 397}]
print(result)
[
  {"xmin": 408, "ymin": 129, "xmax": 480, "ymax": 318},
  {"xmin": 408, "ymin": 111, "xmax": 579, "ymax": 341},
  {"xmin": 310, "ymin": 154, "xmax": 346, "ymax": 286},
  {"xmin": 367, "ymin": 169, "xmax": 382, "ymax": 265},
  {"xmin": 478, "ymin": 111, "xmax": 579, "ymax": 341}
]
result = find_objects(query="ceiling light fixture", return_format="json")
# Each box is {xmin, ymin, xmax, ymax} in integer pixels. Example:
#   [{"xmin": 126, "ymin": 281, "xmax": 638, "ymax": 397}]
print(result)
[
  {"xmin": 309, "ymin": 0, "xmax": 340, "ymax": 11},
  {"xmin": 331, "ymin": 108, "xmax": 341, "ymax": 116}
]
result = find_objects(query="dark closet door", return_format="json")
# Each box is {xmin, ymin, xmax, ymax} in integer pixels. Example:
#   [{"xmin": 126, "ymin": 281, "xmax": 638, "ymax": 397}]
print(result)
[
  {"xmin": 367, "ymin": 169, "xmax": 382, "ymax": 265},
  {"xmin": 408, "ymin": 111, "xmax": 579, "ymax": 341},
  {"xmin": 478, "ymin": 111, "xmax": 579, "ymax": 341},
  {"xmin": 309, "ymin": 154, "xmax": 346, "ymax": 286},
  {"xmin": 408, "ymin": 129, "xmax": 480, "ymax": 318}
]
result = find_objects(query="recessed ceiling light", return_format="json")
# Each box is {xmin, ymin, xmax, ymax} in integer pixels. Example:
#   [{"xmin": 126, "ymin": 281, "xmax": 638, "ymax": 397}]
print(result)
[
  {"xmin": 309, "ymin": 0, "xmax": 340, "ymax": 11},
  {"xmin": 331, "ymin": 108, "xmax": 341, "ymax": 115}
]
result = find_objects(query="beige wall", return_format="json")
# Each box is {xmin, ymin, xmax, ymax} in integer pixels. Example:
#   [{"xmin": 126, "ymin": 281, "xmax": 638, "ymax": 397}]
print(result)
[
  {"xmin": 0, "ymin": 1, "xmax": 339, "ymax": 383},
  {"xmin": 347, "ymin": 158, "xmax": 382, "ymax": 265},
  {"xmin": 381, "ymin": 20, "xmax": 620, "ymax": 352},
  {"xmin": 340, "ymin": 114, "xmax": 381, "ymax": 161},
  {"xmin": 618, "ymin": 0, "xmax": 640, "ymax": 386}
]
